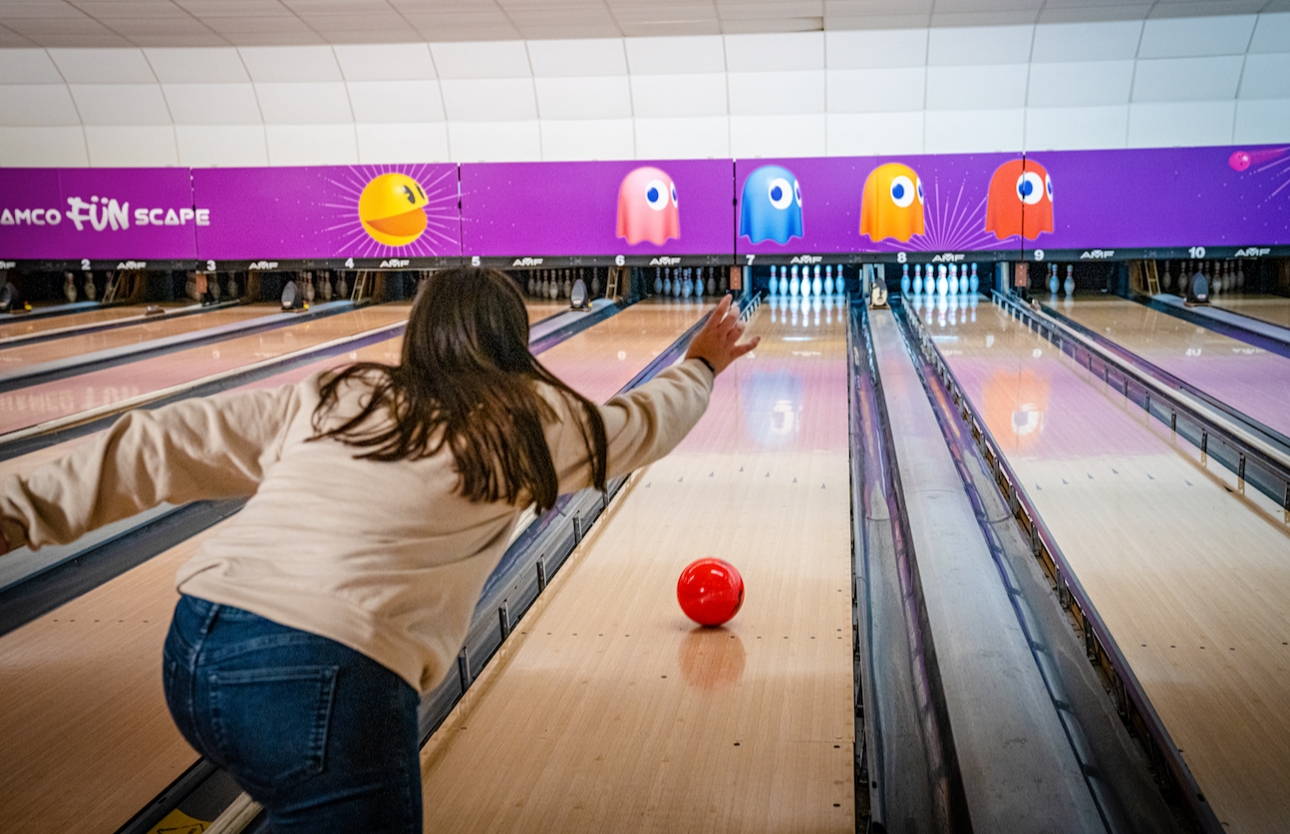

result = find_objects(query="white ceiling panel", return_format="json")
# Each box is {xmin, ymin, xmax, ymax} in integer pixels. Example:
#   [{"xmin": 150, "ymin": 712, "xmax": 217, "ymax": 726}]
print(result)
[
  {"xmin": 720, "ymin": 2, "xmax": 826, "ymax": 21},
  {"xmin": 1239, "ymin": 53, "xmax": 1290, "ymax": 98},
  {"xmin": 1233, "ymin": 96, "xmax": 1290, "ymax": 142},
  {"xmin": 202, "ymin": 16, "xmax": 317, "ymax": 36},
  {"xmin": 1127, "ymin": 100, "xmax": 1235, "ymax": 146},
  {"xmin": 174, "ymin": 1, "xmax": 292, "ymax": 17},
  {"xmin": 1026, "ymin": 59, "xmax": 1133, "ymax": 106},
  {"xmin": 333, "ymin": 42, "xmax": 436, "ymax": 80},
  {"xmin": 1037, "ymin": 5, "xmax": 1154, "ymax": 24},
  {"xmin": 448, "ymin": 119, "xmax": 541, "ymax": 161},
  {"xmin": 720, "ymin": 17, "xmax": 824, "ymax": 34},
  {"xmin": 0, "ymin": 126, "xmax": 90, "ymax": 166},
  {"xmin": 175, "ymin": 124, "xmax": 269, "ymax": 166},
  {"xmin": 347, "ymin": 79, "xmax": 445, "ymax": 122},
  {"xmin": 931, "ymin": 10, "xmax": 1040, "ymax": 27},
  {"xmin": 1247, "ymin": 11, "xmax": 1290, "ymax": 50},
  {"xmin": 826, "ymin": 111, "xmax": 925, "ymax": 155},
  {"xmin": 265, "ymin": 123, "xmax": 358, "ymax": 163},
  {"xmin": 430, "ymin": 40, "xmax": 532, "ymax": 78},
  {"xmin": 526, "ymin": 38, "xmax": 627, "ymax": 76},
  {"xmin": 48, "ymin": 47, "xmax": 158, "ymax": 82},
  {"xmin": 70, "ymin": 82, "xmax": 173, "ymax": 124},
  {"xmin": 144, "ymin": 47, "xmax": 251, "ymax": 82},
  {"xmin": 84, "ymin": 124, "xmax": 178, "ymax": 165},
  {"xmin": 239, "ymin": 44, "xmax": 342, "ymax": 81},
  {"xmin": 254, "ymin": 81, "xmax": 353, "ymax": 122},
  {"xmin": 1024, "ymin": 104, "xmax": 1128, "ymax": 149},
  {"xmin": 924, "ymin": 107, "xmax": 1024, "ymax": 151},
  {"xmin": 355, "ymin": 121, "xmax": 452, "ymax": 162},
  {"xmin": 619, "ymin": 20, "xmax": 723, "ymax": 37},
  {"xmin": 1131, "ymin": 55, "xmax": 1244, "ymax": 101},
  {"xmin": 163, "ymin": 82, "xmax": 263, "ymax": 124},
  {"xmin": 724, "ymin": 31, "xmax": 824, "ymax": 71},
  {"xmin": 612, "ymin": 5, "xmax": 719, "ymax": 25},
  {"xmin": 539, "ymin": 117, "xmax": 634, "ymax": 159},
  {"xmin": 534, "ymin": 75, "xmax": 632, "ymax": 118},
  {"xmin": 925, "ymin": 63, "xmax": 1028, "ymax": 110},
  {"xmin": 1029, "ymin": 20, "xmax": 1143, "ymax": 61},
  {"xmin": 825, "ymin": 13, "xmax": 936, "ymax": 30},
  {"xmin": 729, "ymin": 113, "xmax": 826, "ymax": 156},
  {"xmin": 633, "ymin": 115, "xmax": 730, "ymax": 158},
  {"xmin": 0, "ymin": 48, "xmax": 64, "ymax": 82},
  {"xmin": 727, "ymin": 69, "xmax": 824, "ymax": 114},
  {"xmin": 0, "ymin": 84, "xmax": 82, "ymax": 126},
  {"xmin": 440, "ymin": 77, "xmax": 538, "ymax": 120},
  {"xmin": 630, "ymin": 72, "xmax": 728, "ymax": 117},
  {"xmin": 295, "ymin": 12, "xmax": 410, "ymax": 32},
  {"xmin": 623, "ymin": 35, "xmax": 727, "ymax": 74},
  {"xmin": 827, "ymin": 67, "xmax": 925, "ymax": 111},
  {"xmin": 1137, "ymin": 14, "xmax": 1256, "ymax": 56},
  {"xmin": 825, "ymin": 28, "xmax": 928, "ymax": 68},
  {"xmin": 927, "ymin": 24, "xmax": 1034, "ymax": 64}
]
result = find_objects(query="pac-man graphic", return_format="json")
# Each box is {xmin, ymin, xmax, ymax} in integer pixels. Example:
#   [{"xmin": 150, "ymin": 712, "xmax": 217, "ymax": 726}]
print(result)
[
  {"xmin": 985, "ymin": 159, "xmax": 1053, "ymax": 240},
  {"xmin": 860, "ymin": 163, "xmax": 924, "ymax": 243},
  {"xmin": 739, "ymin": 165, "xmax": 802, "ymax": 245},
  {"xmin": 617, "ymin": 166, "xmax": 679, "ymax": 245},
  {"xmin": 358, "ymin": 172, "xmax": 430, "ymax": 247}
]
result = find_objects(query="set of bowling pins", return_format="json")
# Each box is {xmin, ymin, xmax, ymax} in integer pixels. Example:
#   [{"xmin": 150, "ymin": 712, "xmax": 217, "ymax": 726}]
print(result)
[
  {"xmin": 765, "ymin": 264, "xmax": 842, "ymax": 298},
  {"xmin": 899, "ymin": 262, "xmax": 980, "ymax": 297},
  {"xmin": 651, "ymin": 267, "xmax": 722, "ymax": 299},
  {"xmin": 906, "ymin": 291, "xmax": 979, "ymax": 328},
  {"xmin": 526, "ymin": 269, "xmax": 580, "ymax": 300},
  {"xmin": 1044, "ymin": 264, "xmax": 1076, "ymax": 297},
  {"xmin": 63, "ymin": 271, "xmax": 95, "ymax": 303},
  {"xmin": 1162, "ymin": 259, "xmax": 1245, "ymax": 296},
  {"xmin": 767, "ymin": 293, "xmax": 840, "ymax": 327}
]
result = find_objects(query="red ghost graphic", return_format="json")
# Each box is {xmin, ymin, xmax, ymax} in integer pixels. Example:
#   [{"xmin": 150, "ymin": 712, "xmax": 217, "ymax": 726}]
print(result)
[{"xmin": 985, "ymin": 159, "xmax": 1053, "ymax": 240}]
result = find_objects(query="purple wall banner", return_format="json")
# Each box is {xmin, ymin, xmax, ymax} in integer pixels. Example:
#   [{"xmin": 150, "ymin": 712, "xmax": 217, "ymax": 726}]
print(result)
[
  {"xmin": 0, "ymin": 167, "xmax": 199, "ymax": 263},
  {"xmin": 193, "ymin": 164, "xmax": 461, "ymax": 265},
  {"xmin": 734, "ymin": 154, "xmax": 1027, "ymax": 263},
  {"xmin": 460, "ymin": 159, "xmax": 734, "ymax": 263}
]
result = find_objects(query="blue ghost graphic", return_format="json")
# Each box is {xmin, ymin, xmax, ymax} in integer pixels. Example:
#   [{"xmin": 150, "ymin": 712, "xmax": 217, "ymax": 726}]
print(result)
[{"xmin": 739, "ymin": 165, "xmax": 803, "ymax": 245}]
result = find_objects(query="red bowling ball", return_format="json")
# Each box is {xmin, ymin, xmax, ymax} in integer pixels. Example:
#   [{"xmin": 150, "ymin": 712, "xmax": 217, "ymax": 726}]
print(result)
[{"xmin": 677, "ymin": 558, "xmax": 745, "ymax": 626}]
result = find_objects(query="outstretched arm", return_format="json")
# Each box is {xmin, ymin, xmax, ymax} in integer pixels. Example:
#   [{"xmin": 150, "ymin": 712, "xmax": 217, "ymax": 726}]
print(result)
[{"xmin": 0, "ymin": 384, "xmax": 300, "ymax": 553}]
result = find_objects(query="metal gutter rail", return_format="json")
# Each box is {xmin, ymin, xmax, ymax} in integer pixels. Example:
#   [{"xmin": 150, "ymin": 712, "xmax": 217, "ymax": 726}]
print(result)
[
  {"xmin": 904, "ymin": 295, "xmax": 1225, "ymax": 834},
  {"xmin": 995, "ymin": 290, "xmax": 1290, "ymax": 517}
]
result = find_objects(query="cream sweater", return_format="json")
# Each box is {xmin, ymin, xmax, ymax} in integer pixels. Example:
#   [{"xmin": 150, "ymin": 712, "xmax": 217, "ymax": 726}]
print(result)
[{"xmin": 0, "ymin": 359, "xmax": 713, "ymax": 693}]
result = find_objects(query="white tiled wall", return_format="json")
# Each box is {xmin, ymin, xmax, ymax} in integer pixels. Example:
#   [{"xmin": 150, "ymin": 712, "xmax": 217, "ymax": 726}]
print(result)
[{"xmin": 1, "ymin": 13, "xmax": 1287, "ymax": 167}]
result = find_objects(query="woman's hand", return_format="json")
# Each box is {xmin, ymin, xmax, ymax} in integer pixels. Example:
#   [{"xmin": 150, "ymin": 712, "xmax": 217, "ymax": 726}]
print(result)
[{"xmin": 685, "ymin": 294, "xmax": 760, "ymax": 376}]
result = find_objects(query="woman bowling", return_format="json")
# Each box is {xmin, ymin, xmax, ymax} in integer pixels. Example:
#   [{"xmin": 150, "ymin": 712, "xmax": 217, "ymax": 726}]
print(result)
[{"xmin": 0, "ymin": 267, "xmax": 758, "ymax": 833}]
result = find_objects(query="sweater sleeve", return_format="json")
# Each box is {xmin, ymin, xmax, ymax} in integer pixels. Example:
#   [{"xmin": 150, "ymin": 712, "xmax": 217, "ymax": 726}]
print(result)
[
  {"xmin": 0, "ymin": 383, "xmax": 301, "ymax": 551},
  {"xmin": 544, "ymin": 358, "xmax": 715, "ymax": 496}
]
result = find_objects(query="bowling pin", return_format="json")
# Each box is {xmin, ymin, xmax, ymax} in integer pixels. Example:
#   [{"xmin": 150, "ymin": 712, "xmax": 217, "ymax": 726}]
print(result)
[
  {"xmin": 937, "ymin": 264, "xmax": 948, "ymax": 296},
  {"xmin": 948, "ymin": 264, "xmax": 959, "ymax": 295},
  {"xmin": 304, "ymin": 272, "xmax": 316, "ymax": 303},
  {"xmin": 337, "ymin": 273, "xmax": 348, "ymax": 298},
  {"xmin": 912, "ymin": 264, "xmax": 922, "ymax": 295},
  {"xmin": 562, "ymin": 270, "xmax": 572, "ymax": 298},
  {"xmin": 789, "ymin": 265, "xmax": 800, "ymax": 297},
  {"xmin": 62, "ymin": 272, "xmax": 77, "ymax": 303},
  {"xmin": 812, "ymin": 265, "xmax": 823, "ymax": 296},
  {"xmin": 824, "ymin": 264, "xmax": 835, "ymax": 295},
  {"xmin": 321, "ymin": 272, "xmax": 333, "ymax": 301},
  {"xmin": 1047, "ymin": 264, "xmax": 1059, "ymax": 295},
  {"xmin": 1063, "ymin": 265, "xmax": 1075, "ymax": 296},
  {"xmin": 682, "ymin": 269, "xmax": 692, "ymax": 298},
  {"xmin": 1236, "ymin": 261, "xmax": 1246, "ymax": 289},
  {"xmin": 969, "ymin": 263, "xmax": 980, "ymax": 294},
  {"xmin": 673, "ymin": 269, "xmax": 682, "ymax": 297},
  {"xmin": 900, "ymin": 263, "xmax": 911, "ymax": 295},
  {"xmin": 227, "ymin": 274, "xmax": 240, "ymax": 299}
]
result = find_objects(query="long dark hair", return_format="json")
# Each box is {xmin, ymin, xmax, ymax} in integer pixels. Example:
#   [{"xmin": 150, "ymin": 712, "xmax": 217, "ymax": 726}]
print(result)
[{"xmin": 310, "ymin": 267, "xmax": 607, "ymax": 511}]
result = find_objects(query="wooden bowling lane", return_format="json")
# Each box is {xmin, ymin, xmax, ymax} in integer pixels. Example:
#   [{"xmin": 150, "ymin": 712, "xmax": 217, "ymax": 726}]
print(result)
[
  {"xmin": 0, "ymin": 299, "xmax": 707, "ymax": 834},
  {"xmin": 1057, "ymin": 296, "xmax": 1290, "ymax": 438},
  {"xmin": 0, "ymin": 303, "xmax": 413, "ymax": 438},
  {"xmin": 419, "ymin": 304, "xmax": 855, "ymax": 833},
  {"xmin": 925, "ymin": 298, "xmax": 1290, "ymax": 834},
  {"xmin": 526, "ymin": 300, "xmax": 568, "ymax": 323},
  {"xmin": 1209, "ymin": 295, "xmax": 1290, "ymax": 330},
  {"xmin": 0, "ymin": 304, "xmax": 185, "ymax": 341},
  {"xmin": 0, "ymin": 304, "xmax": 280, "ymax": 372}
]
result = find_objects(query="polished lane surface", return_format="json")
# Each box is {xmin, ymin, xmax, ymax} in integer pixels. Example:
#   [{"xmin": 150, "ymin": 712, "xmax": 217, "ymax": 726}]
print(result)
[
  {"xmin": 1057, "ymin": 296, "xmax": 1290, "ymax": 437},
  {"xmin": 0, "ymin": 304, "xmax": 281, "ymax": 372},
  {"xmin": 1210, "ymin": 294, "xmax": 1290, "ymax": 330},
  {"xmin": 915, "ymin": 295, "xmax": 1290, "ymax": 834},
  {"xmin": 419, "ymin": 300, "xmax": 855, "ymax": 832},
  {"xmin": 0, "ymin": 304, "xmax": 180, "ymax": 341},
  {"xmin": 0, "ymin": 299, "xmax": 708, "ymax": 834},
  {"xmin": 0, "ymin": 304, "xmax": 413, "ymax": 437}
]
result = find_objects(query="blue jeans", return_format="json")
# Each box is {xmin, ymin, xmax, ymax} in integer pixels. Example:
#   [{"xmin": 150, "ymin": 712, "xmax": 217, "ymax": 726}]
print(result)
[{"xmin": 163, "ymin": 595, "xmax": 422, "ymax": 833}]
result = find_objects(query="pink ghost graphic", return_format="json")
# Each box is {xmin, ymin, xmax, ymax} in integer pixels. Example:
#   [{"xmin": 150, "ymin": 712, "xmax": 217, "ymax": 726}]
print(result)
[{"xmin": 616, "ymin": 167, "xmax": 680, "ymax": 245}]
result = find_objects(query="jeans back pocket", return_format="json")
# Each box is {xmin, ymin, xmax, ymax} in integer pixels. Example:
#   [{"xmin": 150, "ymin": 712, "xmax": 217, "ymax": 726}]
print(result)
[{"xmin": 209, "ymin": 665, "xmax": 339, "ymax": 791}]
